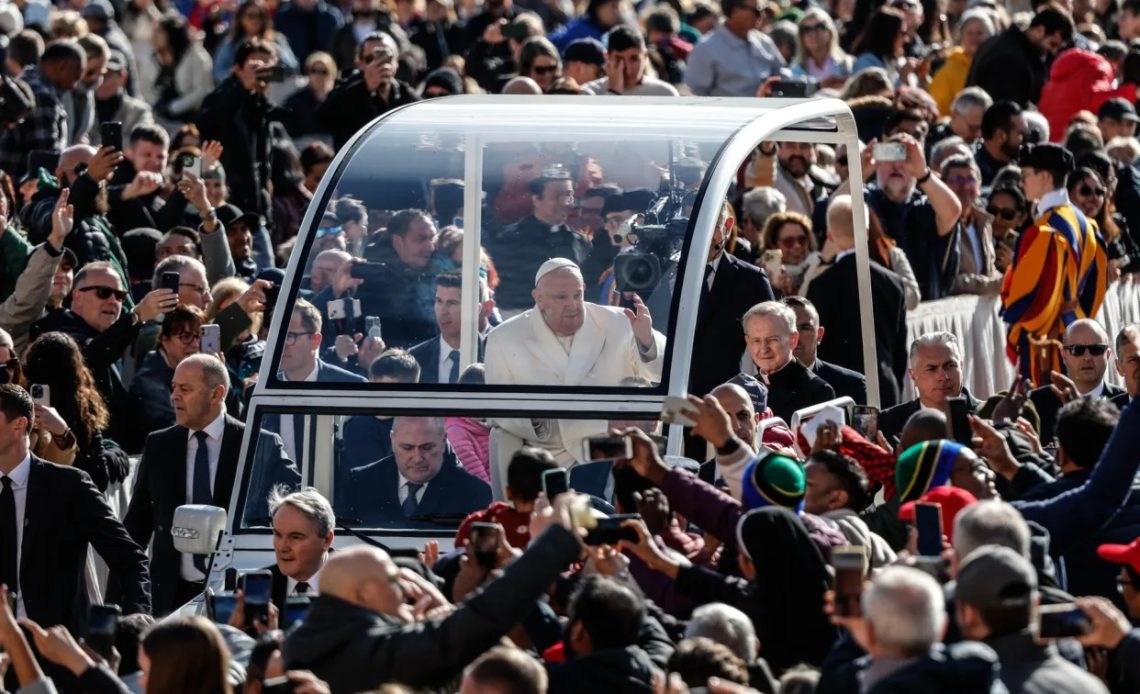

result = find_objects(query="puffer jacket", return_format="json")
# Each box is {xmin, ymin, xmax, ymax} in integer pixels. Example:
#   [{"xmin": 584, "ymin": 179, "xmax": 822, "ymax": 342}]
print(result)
[{"xmin": 1039, "ymin": 49, "xmax": 1136, "ymax": 143}]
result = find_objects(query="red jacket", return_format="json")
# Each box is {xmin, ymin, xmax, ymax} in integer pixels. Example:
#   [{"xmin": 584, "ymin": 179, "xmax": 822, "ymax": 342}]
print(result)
[{"xmin": 1039, "ymin": 49, "xmax": 1135, "ymax": 142}]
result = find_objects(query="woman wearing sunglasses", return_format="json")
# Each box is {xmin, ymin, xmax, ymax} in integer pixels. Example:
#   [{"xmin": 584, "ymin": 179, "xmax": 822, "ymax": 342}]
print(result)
[
  {"xmin": 1068, "ymin": 166, "xmax": 1140, "ymax": 281},
  {"xmin": 517, "ymin": 37, "xmax": 562, "ymax": 92},
  {"xmin": 22, "ymin": 332, "xmax": 129, "ymax": 492},
  {"xmin": 985, "ymin": 184, "xmax": 1029, "ymax": 274},
  {"xmin": 790, "ymin": 8, "xmax": 852, "ymax": 90},
  {"xmin": 759, "ymin": 211, "xmax": 820, "ymax": 296}
]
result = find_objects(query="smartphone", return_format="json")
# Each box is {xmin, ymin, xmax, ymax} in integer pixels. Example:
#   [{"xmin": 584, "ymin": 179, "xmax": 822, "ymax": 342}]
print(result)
[
  {"xmin": 26, "ymin": 149, "xmax": 60, "ymax": 176},
  {"xmin": 281, "ymin": 596, "xmax": 311, "ymax": 630},
  {"xmin": 1001, "ymin": 230, "xmax": 1020, "ymax": 253},
  {"xmin": 327, "ymin": 297, "xmax": 361, "ymax": 321},
  {"xmin": 200, "ymin": 324, "xmax": 221, "ymax": 354},
  {"xmin": 873, "ymin": 141, "xmax": 907, "ymax": 162},
  {"xmin": 255, "ymin": 64, "xmax": 288, "ymax": 83},
  {"xmin": 365, "ymin": 316, "xmax": 383, "ymax": 340},
  {"xmin": 208, "ymin": 592, "xmax": 239, "ymax": 624},
  {"xmin": 160, "ymin": 271, "xmax": 181, "ymax": 295},
  {"xmin": 263, "ymin": 282, "xmax": 280, "ymax": 312},
  {"xmin": 583, "ymin": 434, "xmax": 633, "ymax": 463},
  {"xmin": 769, "ymin": 79, "xmax": 813, "ymax": 98},
  {"xmin": 502, "ymin": 21, "xmax": 529, "ymax": 39},
  {"xmin": 86, "ymin": 604, "xmax": 120, "ymax": 660},
  {"xmin": 583, "ymin": 514, "xmax": 641, "ymax": 546},
  {"xmin": 30, "ymin": 383, "xmax": 50, "ymax": 407},
  {"xmin": 947, "ymin": 396, "xmax": 972, "ymax": 446},
  {"xmin": 850, "ymin": 405, "xmax": 879, "ymax": 441},
  {"xmin": 178, "ymin": 151, "xmax": 202, "ymax": 179},
  {"xmin": 239, "ymin": 570, "xmax": 273, "ymax": 626},
  {"xmin": 831, "ymin": 546, "xmax": 867, "ymax": 618},
  {"xmin": 541, "ymin": 468, "xmax": 570, "ymax": 501},
  {"xmin": 468, "ymin": 521, "xmax": 500, "ymax": 571},
  {"xmin": 1037, "ymin": 603, "xmax": 1093, "ymax": 639},
  {"xmin": 349, "ymin": 261, "xmax": 389, "ymax": 286},
  {"xmin": 100, "ymin": 121, "xmax": 123, "ymax": 151},
  {"xmin": 261, "ymin": 676, "xmax": 296, "ymax": 694},
  {"xmin": 660, "ymin": 395, "xmax": 699, "ymax": 427},
  {"xmin": 915, "ymin": 502, "xmax": 944, "ymax": 556},
  {"xmin": 760, "ymin": 249, "xmax": 782, "ymax": 279}
]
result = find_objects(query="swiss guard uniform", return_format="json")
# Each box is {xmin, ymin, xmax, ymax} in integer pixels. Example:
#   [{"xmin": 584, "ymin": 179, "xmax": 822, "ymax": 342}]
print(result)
[{"xmin": 1002, "ymin": 144, "xmax": 1108, "ymax": 383}]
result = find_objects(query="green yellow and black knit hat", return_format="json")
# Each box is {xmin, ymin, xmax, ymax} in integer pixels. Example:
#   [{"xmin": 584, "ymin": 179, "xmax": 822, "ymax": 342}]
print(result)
[
  {"xmin": 742, "ymin": 450, "xmax": 806, "ymax": 513},
  {"xmin": 895, "ymin": 439, "xmax": 967, "ymax": 503}
]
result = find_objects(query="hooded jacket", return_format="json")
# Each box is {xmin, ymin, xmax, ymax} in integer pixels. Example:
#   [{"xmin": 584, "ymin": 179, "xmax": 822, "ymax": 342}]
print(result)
[
  {"xmin": 546, "ymin": 646, "xmax": 659, "ymax": 694},
  {"xmin": 1039, "ymin": 49, "xmax": 1136, "ymax": 143},
  {"xmin": 821, "ymin": 508, "xmax": 897, "ymax": 569}
]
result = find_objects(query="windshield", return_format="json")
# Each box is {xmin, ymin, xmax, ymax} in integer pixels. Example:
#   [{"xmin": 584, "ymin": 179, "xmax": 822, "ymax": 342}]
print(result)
[{"xmin": 267, "ymin": 98, "xmax": 755, "ymax": 393}]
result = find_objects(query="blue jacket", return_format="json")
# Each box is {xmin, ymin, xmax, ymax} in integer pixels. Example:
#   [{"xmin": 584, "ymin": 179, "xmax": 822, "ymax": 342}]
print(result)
[
  {"xmin": 548, "ymin": 16, "xmax": 606, "ymax": 52},
  {"xmin": 273, "ymin": 1, "xmax": 344, "ymax": 63}
]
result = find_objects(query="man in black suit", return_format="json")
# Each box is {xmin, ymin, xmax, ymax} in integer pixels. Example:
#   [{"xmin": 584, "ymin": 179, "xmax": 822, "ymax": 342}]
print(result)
[
  {"xmin": 342, "ymin": 416, "xmax": 491, "ymax": 528},
  {"xmin": 741, "ymin": 301, "xmax": 835, "ymax": 421},
  {"xmin": 1029, "ymin": 319, "xmax": 1127, "ymax": 444},
  {"xmin": 690, "ymin": 201, "xmax": 775, "ymax": 399},
  {"xmin": 783, "ymin": 296, "xmax": 867, "ymax": 405},
  {"xmin": 408, "ymin": 272, "xmax": 491, "ymax": 384},
  {"xmin": 877, "ymin": 332, "xmax": 979, "ymax": 445},
  {"xmin": 1113, "ymin": 324, "xmax": 1139, "ymax": 409},
  {"xmin": 806, "ymin": 194, "xmax": 908, "ymax": 408},
  {"xmin": 125, "ymin": 355, "xmax": 300, "ymax": 615},
  {"xmin": 0, "ymin": 384, "xmax": 149, "ymax": 634},
  {"xmin": 270, "ymin": 298, "xmax": 366, "ymax": 460},
  {"xmin": 266, "ymin": 487, "xmax": 334, "ymax": 608}
]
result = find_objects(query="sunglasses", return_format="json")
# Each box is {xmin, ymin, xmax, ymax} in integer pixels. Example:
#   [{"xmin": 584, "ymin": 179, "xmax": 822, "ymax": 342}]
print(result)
[
  {"xmin": 316, "ymin": 225, "xmax": 343, "ymax": 238},
  {"xmin": 79, "ymin": 285, "xmax": 127, "ymax": 301},
  {"xmin": 0, "ymin": 359, "xmax": 18, "ymax": 385},
  {"xmin": 532, "ymin": 64, "xmax": 560, "ymax": 75},
  {"xmin": 363, "ymin": 51, "xmax": 393, "ymax": 64},
  {"xmin": 1063, "ymin": 343, "xmax": 1109, "ymax": 357},
  {"xmin": 986, "ymin": 206, "xmax": 1018, "ymax": 221},
  {"xmin": 800, "ymin": 23, "xmax": 828, "ymax": 34},
  {"xmin": 1078, "ymin": 184, "xmax": 1106, "ymax": 197},
  {"xmin": 778, "ymin": 234, "xmax": 809, "ymax": 247}
]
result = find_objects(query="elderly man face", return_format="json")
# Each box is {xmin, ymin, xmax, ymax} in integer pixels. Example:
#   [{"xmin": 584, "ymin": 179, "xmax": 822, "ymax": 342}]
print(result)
[
  {"xmin": 744, "ymin": 312, "xmax": 797, "ymax": 375},
  {"xmin": 1061, "ymin": 321, "xmax": 1111, "ymax": 393},
  {"xmin": 909, "ymin": 343, "xmax": 962, "ymax": 408},
  {"xmin": 391, "ymin": 417, "xmax": 447, "ymax": 485},
  {"xmin": 533, "ymin": 268, "xmax": 586, "ymax": 337}
]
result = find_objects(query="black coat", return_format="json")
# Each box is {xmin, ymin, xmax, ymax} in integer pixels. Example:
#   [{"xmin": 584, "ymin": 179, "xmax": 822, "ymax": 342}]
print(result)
[
  {"xmin": 967, "ymin": 25, "xmax": 1048, "ymax": 107},
  {"xmin": 316, "ymin": 74, "xmax": 420, "ymax": 151},
  {"xmin": 20, "ymin": 456, "xmax": 150, "ymax": 633},
  {"xmin": 546, "ymin": 647, "xmax": 658, "ymax": 694},
  {"xmin": 491, "ymin": 215, "xmax": 592, "ymax": 311},
  {"xmin": 341, "ymin": 453, "xmax": 491, "ymax": 528},
  {"xmin": 1029, "ymin": 382, "xmax": 1127, "ymax": 444},
  {"xmin": 282, "ymin": 524, "xmax": 581, "ymax": 693},
  {"xmin": 124, "ymin": 415, "xmax": 299, "ymax": 614},
  {"xmin": 690, "ymin": 253, "xmax": 774, "ymax": 397},
  {"xmin": 766, "ymin": 358, "xmax": 836, "ymax": 422},
  {"xmin": 877, "ymin": 388, "xmax": 980, "ymax": 447},
  {"xmin": 811, "ymin": 358, "xmax": 868, "ymax": 406},
  {"xmin": 407, "ymin": 336, "xmax": 486, "ymax": 384},
  {"xmin": 806, "ymin": 253, "xmax": 908, "ymax": 408},
  {"xmin": 23, "ymin": 175, "xmax": 129, "ymax": 276}
]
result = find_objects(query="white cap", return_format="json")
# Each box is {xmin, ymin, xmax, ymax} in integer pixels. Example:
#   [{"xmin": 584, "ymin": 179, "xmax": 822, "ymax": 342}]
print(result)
[{"xmin": 534, "ymin": 258, "xmax": 581, "ymax": 286}]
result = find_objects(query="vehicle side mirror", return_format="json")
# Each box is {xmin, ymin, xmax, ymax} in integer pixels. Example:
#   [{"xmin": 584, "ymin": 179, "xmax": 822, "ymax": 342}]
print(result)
[{"xmin": 172, "ymin": 504, "xmax": 228, "ymax": 556}]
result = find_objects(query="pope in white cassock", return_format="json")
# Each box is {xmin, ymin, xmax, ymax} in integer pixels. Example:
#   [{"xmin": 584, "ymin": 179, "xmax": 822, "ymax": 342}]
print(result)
[{"xmin": 485, "ymin": 257, "xmax": 666, "ymax": 467}]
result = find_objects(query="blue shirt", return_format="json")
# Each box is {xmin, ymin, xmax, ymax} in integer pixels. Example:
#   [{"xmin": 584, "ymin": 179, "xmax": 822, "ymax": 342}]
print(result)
[{"xmin": 684, "ymin": 24, "xmax": 785, "ymax": 97}]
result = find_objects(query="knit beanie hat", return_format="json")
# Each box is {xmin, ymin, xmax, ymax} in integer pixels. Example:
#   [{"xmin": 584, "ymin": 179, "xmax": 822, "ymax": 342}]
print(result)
[
  {"xmin": 895, "ymin": 439, "xmax": 965, "ymax": 503},
  {"xmin": 741, "ymin": 450, "xmax": 806, "ymax": 513}
]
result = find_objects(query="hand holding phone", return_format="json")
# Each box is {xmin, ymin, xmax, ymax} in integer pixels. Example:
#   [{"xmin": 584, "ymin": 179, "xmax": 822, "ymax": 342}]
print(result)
[
  {"xmin": 915, "ymin": 502, "xmax": 944, "ymax": 557},
  {"xmin": 468, "ymin": 522, "xmax": 502, "ymax": 571},
  {"xmin": 660, "ymin": 395, "xmax": 699, "ymax": 427},
  {"xmin": 1037, "ymin": 603, "xmax": 1094, "ymax": 639},
  {"xmin": 831, "ymin": 546, "xmax": 867, "ymax": 617},
  {"xmin": 239, "ymin": 570, "xmax": 273, "ymax": 627},
  {"xmin": 100, "ymin": 121, "xmax": 122, "ymax": 151},
  {"xmin": 541, "ymin": 468, "xmax": 569, "ymax": 501},
  {"xmin": 200, "ymin": 324, "xmax": 221, "ymax": 354},
  {"xmin": 583, "ymin": 434, "xmax": 633, "ymax": 462}
]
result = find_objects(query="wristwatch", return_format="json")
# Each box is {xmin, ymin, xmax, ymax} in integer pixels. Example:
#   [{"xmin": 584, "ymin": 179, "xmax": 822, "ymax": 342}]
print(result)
[{"xmin": 201, "ymin": 207, "xmax": 218, "ymax": 225}]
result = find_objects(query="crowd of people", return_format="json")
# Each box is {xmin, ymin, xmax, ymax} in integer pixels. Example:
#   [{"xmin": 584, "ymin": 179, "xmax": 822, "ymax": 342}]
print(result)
[{"xmin": 4, "ymin": 0, "xmax": 1140, "ymax": 690}]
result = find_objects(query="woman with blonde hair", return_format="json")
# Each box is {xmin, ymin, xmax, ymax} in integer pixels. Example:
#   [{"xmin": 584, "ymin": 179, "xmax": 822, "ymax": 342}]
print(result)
[{"xmin": 791, "ymin": 8, "xmax": 853, "ymax": 89}]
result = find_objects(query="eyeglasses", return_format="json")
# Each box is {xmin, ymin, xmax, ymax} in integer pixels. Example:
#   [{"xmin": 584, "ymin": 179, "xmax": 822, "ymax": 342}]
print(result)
[
  {"xmin": 947, "ymin": 175, "xmax": 978, "ymax": 187},
  {"xmin": 285, "ymin": 331, "xmax": 315, "ymax": 345},
  {"xmin": 181, "ymin": 283, "xmax": 209, "ymax": 295},
  {"xmin": 532, "ymin": 64, "xmax": 560, "ymax": 75},
  {"xmin": 79, "ymin": 285, "xmax": 127, "ymax": 301},
  {"xmin": 986, "ymin": 206, "xmax": 1018, "ymax": 221},
  {"xmin": 778, "ymin": 234, "xmax": 809, "ymax": 248},
  {"xmin": 316, "ymin": 225, "xmax": 343, "ymax": 238},
  {"xmin": 800, "ymin": 23, "xmax": 828, "ymax": 34},
  {"xmin": 1063, "ymin": 343, "xmax": 1109, "ymax": 357},
  {"xmin": 0, "ymin": 359, "xmax": 18, "ymax": 385},
  {"xmin": 1078, "ymin": 184, "xmax": 1106, "ymax": 198},
  {"xmin": 363, "ymin": 50, "xmax": 393, "ymax": 64},
  {"xmin": 170, "ymin": 332, "xmax": 201, "ymax": 345}
]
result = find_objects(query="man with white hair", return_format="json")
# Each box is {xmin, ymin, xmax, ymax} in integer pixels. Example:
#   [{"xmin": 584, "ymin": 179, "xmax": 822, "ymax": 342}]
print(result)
[
  {"xmin": 485, "ymin": 258, "xmax": 665, "ymax": 465},
  {"xmin": 740, "ymin": 300, "xmax": 833, "ymax": 421},
  {"xmin": 737, "ymin": 187, "xmax": 787, "ymax": 263},
  {"xmin": 877, "ymin": 331, "xmax": 978, "ymax": 444},
  {"xmin": 685, "ymin": 603, "xmax": 779, "ymax": 691},
  {"xmin": 1028, "ymin": 318, "xmax": 1125, "ymax": 443}
]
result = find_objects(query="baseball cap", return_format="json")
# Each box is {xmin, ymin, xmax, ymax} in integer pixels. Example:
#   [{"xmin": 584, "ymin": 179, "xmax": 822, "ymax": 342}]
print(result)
[
  {"xmin": 727, "ymin": 372, "xmax": 768, "ymax": 415},
  {"xmin": 564, "ymin": 38, "xmax": 606, "ymax": 66},
  {"xmin": 1097, "ymin": 537, "xmax": 1140, "ymax": 574},
  {"xmin": 80, "ymin": 0, "xmax": 113, "ymax": 20},
  {"xmin": 953, "ymin": 545, "xmax": 1036, "ymax": 609},
  {"xmin": 215, "ymin": 204, "xmax": 258, "ymax": 230},
  {"xmin": 1098, "ymin": 97, "xmax": 1140, "ymax": 123}
]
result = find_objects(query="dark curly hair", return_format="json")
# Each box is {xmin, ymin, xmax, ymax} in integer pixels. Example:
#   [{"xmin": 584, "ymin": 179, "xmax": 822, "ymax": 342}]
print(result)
[{"xmin": 23, "ymin": 331, "xmax": 109, "ymax": 448}]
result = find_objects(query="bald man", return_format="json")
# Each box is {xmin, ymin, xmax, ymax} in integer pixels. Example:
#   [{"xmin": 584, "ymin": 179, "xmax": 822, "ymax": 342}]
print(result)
[
  {"xmin": 806, "ymin": 194, "xmax": 909, "ymax": 407},
  {"xmin": 282, "ymin": 499, "xmax": 584, "ymax": 693},
  {"xmin": 485, "ymin": 258, "xmax": 665, "ymax": 466},
  {"xmin": 1029, "ymin": 319, "xmax": 1126, "ymax": 443},
  {"xmin": 342, "ymin": 416, "xmax": 491, "ymax": 527}
]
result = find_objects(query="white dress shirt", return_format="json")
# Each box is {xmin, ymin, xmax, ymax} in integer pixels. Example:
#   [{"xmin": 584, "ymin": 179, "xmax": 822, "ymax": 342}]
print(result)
[
  {"xmin": 397, "ymin": 473, "xmax": 429, "ymax": 505},
  {"xmin": 3, "ymin": 453, "xmax": 31, "ymax": 617},
  {"xmin": 437, "ymin": 336, "xmax": 460, "ymax": 384},
  {"xmin": 182, "ymin": 411, "xmax": 226, "ymax": 581},
  {"xmin": 280, "ymin": 362, "xmax": 319, "ymax": 460},
  {"xmin": 286, "ymin": 562, "xmax": 324, "ymax": 596}
]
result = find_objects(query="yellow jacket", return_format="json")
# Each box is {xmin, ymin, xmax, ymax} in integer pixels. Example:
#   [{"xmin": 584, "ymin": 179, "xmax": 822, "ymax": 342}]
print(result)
[{"xmin": 929, "ymin": 48, "xmax": 973, "ymax": 116}]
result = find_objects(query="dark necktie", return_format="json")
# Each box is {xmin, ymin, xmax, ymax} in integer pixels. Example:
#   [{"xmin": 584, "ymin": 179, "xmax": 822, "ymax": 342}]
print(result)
[
  {"xmin": 0, "ymin": 476, "xmax": 16, "ymax": 594},
  {"xmin": 698, "ymin": 264, "xmax": 714, "ymax": 322},
  {"xmin": 192, "ymin": 431, "xmax": 212, "ymax": 573},
  {"xmin": 447, "ymin": 350, "xmax": 460, "ymax": 384},
  {"xmin": 295, "ymin": 581, "xmax": 310, "ymax": 595},
  {"xmin": 402, "ymin": 482, "xmax": 422, "ymax": 517}
]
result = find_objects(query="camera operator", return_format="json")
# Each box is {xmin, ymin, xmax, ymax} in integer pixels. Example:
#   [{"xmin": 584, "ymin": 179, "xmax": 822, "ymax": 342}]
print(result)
[
  {"xmin": 198, "ymin": 37, "xmax": 289, "ymax": 226},
  {"xmin": 317, "ymin": 32, "xmax": 419, "ymax": 151}
]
